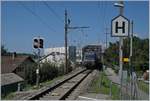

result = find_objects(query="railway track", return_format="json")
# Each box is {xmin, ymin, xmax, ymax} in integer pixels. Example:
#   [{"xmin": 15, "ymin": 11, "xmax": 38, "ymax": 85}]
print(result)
[{"xmin": 29, "ymin": 69, "xmax": 92, "ymax": 100}]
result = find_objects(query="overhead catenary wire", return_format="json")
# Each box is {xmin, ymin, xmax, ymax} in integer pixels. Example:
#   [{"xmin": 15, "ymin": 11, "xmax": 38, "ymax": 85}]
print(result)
[
  {"xmin": 18, "ymin": 2, "xmax": 57, "ymax": 33},
  {"xmin": 97, "ymin": 1, "xmax": 102, "ymax": 44},
  {"xmin": 102, "ymin": 1, "xmax": 109, "ymax": 48},
  {"xmin": 43, "ymin": 1, "xmax": 64, "ymax": 23},
  {"xmin": 97, "ymin": 1, "xmax": 107, "ymax": 45},
  {"xmin": 103, "ymin": 1, "xmax": 107, "ymax": 31}
]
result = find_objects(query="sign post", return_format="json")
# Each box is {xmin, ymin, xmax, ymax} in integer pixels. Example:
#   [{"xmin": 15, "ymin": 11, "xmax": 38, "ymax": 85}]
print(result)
[
  {"xmin": 111, "ymin": 15, "xmax": 129, "ymax": 37},
  {"xmin": 112, "ymin": 1, "xmax": 129, "ymax": 99}
]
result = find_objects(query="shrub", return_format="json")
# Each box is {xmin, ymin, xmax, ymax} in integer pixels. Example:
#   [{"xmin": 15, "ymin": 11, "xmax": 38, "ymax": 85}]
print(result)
[
  {"xmin": 39, "ymin": 62, "xmax": 65, "ymax": 83},
  {"xmin": 25, "ymin": 63, "xmax": 37, "ymax": 85},
  {"xmin": 24, "ymin": 61, "xmax": 70, "ymax": 85}
]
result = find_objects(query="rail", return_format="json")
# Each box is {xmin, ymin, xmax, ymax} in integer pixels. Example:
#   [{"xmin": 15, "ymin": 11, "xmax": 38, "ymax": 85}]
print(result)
[{"xmin": 28, "ymin": 69, "xmax": 91, "ymax": 100}]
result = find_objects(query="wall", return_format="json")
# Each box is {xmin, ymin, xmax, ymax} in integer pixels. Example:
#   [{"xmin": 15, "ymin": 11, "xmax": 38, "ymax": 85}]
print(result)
[{"xmin": 1, "ymin": 82, "xmax": 22, "ymax": 97}]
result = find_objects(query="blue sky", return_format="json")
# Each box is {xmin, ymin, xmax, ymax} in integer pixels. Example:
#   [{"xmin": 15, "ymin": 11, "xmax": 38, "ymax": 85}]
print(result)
[{"xmin": 1, "ymin": 1, "xmax": 149, "ymax": 53}]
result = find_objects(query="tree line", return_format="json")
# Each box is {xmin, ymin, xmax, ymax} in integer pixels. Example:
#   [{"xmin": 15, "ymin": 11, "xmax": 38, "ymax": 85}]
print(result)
[
  {"xmin": 1, "ymin": 45, "xmax": 35, "ymax": 58},
  {"xmin": 104, "ymin": 36, "xmax": 149, "ymax": 73}
]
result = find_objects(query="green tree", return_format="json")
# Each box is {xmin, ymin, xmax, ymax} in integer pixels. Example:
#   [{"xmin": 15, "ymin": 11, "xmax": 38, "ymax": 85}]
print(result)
[
  {"xmin": 104, "ymin": 42, "xmax": 119, "ymax": 67},
  {"xmin": 104, "ymin": 36, "xmax": 149, "ymax": 72}
]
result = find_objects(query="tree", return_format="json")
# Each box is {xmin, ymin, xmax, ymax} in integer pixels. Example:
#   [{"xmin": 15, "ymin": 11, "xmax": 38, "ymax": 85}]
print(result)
[
  {"xmin": 1, "ymin": 45, "xmax": 8, "ymax": 55},
  {"xmin": 104, "ymin": 42, "xmax": 119, "ymax": 67},
  {"xmin": 104, "ymin": 36, "xmax": 149, "ymax": 72}
]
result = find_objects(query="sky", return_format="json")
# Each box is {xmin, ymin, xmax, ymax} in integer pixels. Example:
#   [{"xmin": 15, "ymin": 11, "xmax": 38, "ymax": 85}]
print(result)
[{"xmin": 1, "ymin": 1, "xmax": 149, "ymax": 54}]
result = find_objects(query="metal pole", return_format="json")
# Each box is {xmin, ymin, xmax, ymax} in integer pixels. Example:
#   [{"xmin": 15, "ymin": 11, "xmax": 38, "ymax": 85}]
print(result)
[
  {"xmin": 109, "ymin": 81, "xmax": 112, "ymax": 97},
  {"xmin": 130, "ymin": 21, "xmax": 133, "ymax": 99},
  {"xmin": 65, "ymin": 9, "xmax": 68, "ymax": 74},
  {"xmin": 130, "ymin": 21, "xmax": 133, "ymax": 58},
  {"xmin": 119, "ymin": 37, "xmax": 123, "ymax": 99},
  {"xmin": 36, "ymin": 48, "xmax": 40, "ymax": 87},
  {"xmin": 105, "ymin": 28, "xmax": 108, "ymax": 49},
  {"xmin": 118, "ymin": 1, "xmax": 124, "ymax": 99}
]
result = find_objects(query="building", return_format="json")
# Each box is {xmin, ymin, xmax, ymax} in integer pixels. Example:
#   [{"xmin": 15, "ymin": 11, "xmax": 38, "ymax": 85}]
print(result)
[
  {"xmin": 1, "ymin": 54, "xmax": 36, "ymax": 79},
  {"xmin": 42, "ymin": 46, "xmax": 76, "ymax": 65},
  {"xmin": 1, "ymin": 73, "xmax": 24, "ymax": 96},
  {"xmin": 43, "ymin": 47, "xmax": 66, "ymax": 64},
  {"xmin": 1, "ymin": 54, "xmax": 36, "ymax": 95}
]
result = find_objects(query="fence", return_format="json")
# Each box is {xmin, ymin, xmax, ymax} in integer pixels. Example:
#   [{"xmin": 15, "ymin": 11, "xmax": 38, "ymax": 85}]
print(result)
[{"xmin": 108, "ymin": 74, "xmax": 148, "ymax": 100}]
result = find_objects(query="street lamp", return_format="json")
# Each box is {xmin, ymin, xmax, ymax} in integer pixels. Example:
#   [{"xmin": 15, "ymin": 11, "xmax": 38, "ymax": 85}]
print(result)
[{"xmin": 114, "ymin": 2, "xmax": 124, "ymax": 8}]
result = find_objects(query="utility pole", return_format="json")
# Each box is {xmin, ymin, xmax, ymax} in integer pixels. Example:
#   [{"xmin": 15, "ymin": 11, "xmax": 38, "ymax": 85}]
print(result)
[
  {"xmin": 100, "ymin": 28, "xmax": 109, "ymax": 89},
  {"xmin": 64, "ymin": 9, "xmax": 89, "ymax": 73},
  {"xmin": 119, "ymin": 1, "xmax": 124, "ymax": 99},
  {"xmin": 105, "ymin": 28, "xmax": 109, "ymax": 49},
  {"xmin": 64, "ymin": 9, "xmax": 68, "ymax": 74},
  {"xmin": 68, "ymin": 26, "xmax": 90, "ymax": 63}
]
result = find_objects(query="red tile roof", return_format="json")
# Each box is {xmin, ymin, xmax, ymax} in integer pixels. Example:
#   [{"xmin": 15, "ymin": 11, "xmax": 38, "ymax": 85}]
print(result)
[{"xmin": 1, "ymin": 55, "xmax": 35, "ymax": 74}]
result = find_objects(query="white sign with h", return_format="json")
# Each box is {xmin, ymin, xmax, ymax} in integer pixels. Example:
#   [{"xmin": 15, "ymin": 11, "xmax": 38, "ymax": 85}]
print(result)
[{"xmin": 111, "ymin": 15, "xmax": 129, "ymax": 37}]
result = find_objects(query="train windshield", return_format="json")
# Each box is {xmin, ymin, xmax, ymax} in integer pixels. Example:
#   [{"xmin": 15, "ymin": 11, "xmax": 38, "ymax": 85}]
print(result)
[{"xmin": 84, "ymin": 54, "xmax": 95, "ymax": 60}]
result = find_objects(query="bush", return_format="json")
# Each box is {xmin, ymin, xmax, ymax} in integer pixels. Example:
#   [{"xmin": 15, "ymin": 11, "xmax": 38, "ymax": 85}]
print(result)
[
  {"xmin": 67, "ymin": 61, "xmax": 73, "ymax": 73},
  {"xmin": 40, "ymin": 63, "xmax": 56, "ymax": 82},
  {"xmin": 25, "ymin": 63, "xmax": 37, "ymax": 85},
  {"xmin": 57, "ymin": 63, "xmax": 65, "ymax": 75},
  {"xmin": 39, "ymin": 62, "xmax": 65, "ymax": 83},
  {"xmin": 24, "ymin": 61, "xmax": 69, "ymax": 85}
]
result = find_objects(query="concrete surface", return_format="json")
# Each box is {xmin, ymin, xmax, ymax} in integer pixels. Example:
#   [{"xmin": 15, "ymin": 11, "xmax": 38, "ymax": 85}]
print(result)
[{"xmin": 77, "ymin": 93, "xmax": 110, "ymax": 100}]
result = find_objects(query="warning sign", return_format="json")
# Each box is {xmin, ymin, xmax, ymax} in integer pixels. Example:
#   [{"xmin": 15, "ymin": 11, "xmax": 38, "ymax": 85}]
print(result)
[{"xmin": 123, "ymin": 58, "xmax": 129, "ymax": 62}]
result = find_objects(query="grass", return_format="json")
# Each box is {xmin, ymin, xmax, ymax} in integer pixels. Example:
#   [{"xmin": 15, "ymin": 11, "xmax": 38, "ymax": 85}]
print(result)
[
  {"xmin": 89, "ymin": 71, "xmax": 120, "ymax": 100},
  {"xmin": 136, "ymin": 71, "xmax": 143, "ymax": 77},
  {"xmin": 111, "ymin": 84, "xmax": 120, "ymax": 100},
  {"xmin": 23, "ymin": 75, "xmax": 64, "ymax": 91},
  {"xmin": 40, "ymin": 75, "xmax": 63, "ymax": 87},
  {"xmin": 137, "ymin": 80, "xmax": 149, "ymax": 94},
  {"xmin": 1, "ymin": 92, "xmax": 15, "ymax": 100}
]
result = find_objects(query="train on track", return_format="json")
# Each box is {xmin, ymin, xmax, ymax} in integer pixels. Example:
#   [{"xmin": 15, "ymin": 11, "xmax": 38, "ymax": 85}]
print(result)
[{"xmin": 82, "ymin": 45, "xmax": 102, "ymax": 70}]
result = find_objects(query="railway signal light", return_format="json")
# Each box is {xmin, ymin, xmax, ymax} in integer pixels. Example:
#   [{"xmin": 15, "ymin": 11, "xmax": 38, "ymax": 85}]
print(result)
[
  {"xmin": 33, "ymin": 38, "xmax": 39, "ymax": 48},
  {"xmin": 39, "ymin": 38, "xmax": 43, "ymax": 48},
  {"xmin": 33, "ymin": 37, "xmax": 44, "ymax": 49}
]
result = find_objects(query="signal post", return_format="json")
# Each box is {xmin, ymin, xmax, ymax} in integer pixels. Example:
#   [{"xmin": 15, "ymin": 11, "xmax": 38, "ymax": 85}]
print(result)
[{"xmin": 33, "ymin": 37, "xmax": 44, "ymax": 87}]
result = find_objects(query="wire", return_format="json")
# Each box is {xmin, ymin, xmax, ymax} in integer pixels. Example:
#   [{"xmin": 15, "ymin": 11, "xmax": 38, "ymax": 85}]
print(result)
[
  {"xmin": 18, "ymin": 2, "xmax": 57, "ymax": 33},
  {"xmin": 101, "ymin": 1, "xmax": 108, "ymax": 46},
  {"xmin": 103, "ymin": 1, "xmax": 106, "ymax": 30},
  {"xmin": 43, "ymin": 1, "xmax": 64, "ymax": 23},
  {"xmin": 97, "ymin": 1, "xmax": 102, "ymax": 44}
]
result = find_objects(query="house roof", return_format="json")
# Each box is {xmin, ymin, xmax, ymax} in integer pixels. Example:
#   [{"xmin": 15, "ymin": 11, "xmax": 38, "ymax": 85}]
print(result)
[
  {"xmin": 1, "ymin": 55, "xmax": 35, "ymax": 74},
  {"xmin": 1, "ymin": 73, "xmax": 24, "ymax": 86}
]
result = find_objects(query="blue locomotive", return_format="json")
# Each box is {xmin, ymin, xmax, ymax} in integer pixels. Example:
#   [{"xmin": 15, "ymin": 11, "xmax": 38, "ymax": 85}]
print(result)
[{"xmin": 82, "ymin": 45, "xmax": 102, "ymax": 70}]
